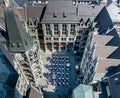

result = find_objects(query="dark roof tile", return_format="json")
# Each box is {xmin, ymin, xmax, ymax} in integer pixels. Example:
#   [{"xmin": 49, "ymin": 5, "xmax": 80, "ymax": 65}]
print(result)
[{"xmin": 5, "ymin": 10, "xmax": 33, "ymax": 53}]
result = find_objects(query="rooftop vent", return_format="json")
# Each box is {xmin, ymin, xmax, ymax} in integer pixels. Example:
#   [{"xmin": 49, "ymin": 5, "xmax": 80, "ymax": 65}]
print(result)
[
  {"xmin": 18, "ymin": 43, "xmax": 22, "ymax": 47},
  {"xmin": 63, "ymin": 11, "xmax": 67, "ymax": 18},
  {"xmin": 53, "ymin": 11, "xmax": 57, "ymax": 18}
]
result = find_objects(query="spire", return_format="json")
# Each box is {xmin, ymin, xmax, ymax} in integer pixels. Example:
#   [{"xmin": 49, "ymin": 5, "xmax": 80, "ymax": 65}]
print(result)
[{"xmin": 4, "ymin": 9, "xmax": 33, "ymax": 53}]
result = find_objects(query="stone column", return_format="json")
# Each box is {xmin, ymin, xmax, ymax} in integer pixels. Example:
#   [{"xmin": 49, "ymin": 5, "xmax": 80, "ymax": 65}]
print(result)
[
  {"xmin": 67, "ymin": 24, "xmax": 71, "ymax": 37},
  {"xmin": 59, "ymin": 24, "xmax": 62, "ymax": 36},
  {"xmin": 51, "ymin": 24, "xmax": 54, "ymax": 36}
]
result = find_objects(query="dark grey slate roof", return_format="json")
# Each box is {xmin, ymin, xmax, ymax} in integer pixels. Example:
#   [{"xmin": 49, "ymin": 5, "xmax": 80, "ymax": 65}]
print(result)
[
  {"xmin": 0, "ymin": 49, "xmax": 19, "ymax": 88},
  {"xmin": 107, "ymin": 3, "xmax": 120, "ymax": 22},
  {"xmin": 5, "ymin": 10, "xmax": 33, "ymax": 53},
  {"xmin": 94, "ymin": 7, "xmax": 114, "ymax": 34},
  {"xmin": 105, "ymin": 29, "xmax": 120, "ymax": 59},
  {"xmin": 41, "ymin": 0, "xmax": 79, "ymax": 23},
  {"xmin": 107, "ymin": 47, "xmax": 120, "ymax": 59},
  {"xmin": 26, "ymin": 5, "xmax": 45, "ymax": 21},
  {"xmin": 106, "ymin": 29, "xmax": 120, "ymax": 46},
  {"xmin": 106, "ymin": 0, "xmax": 112, "ymax": 6},
  {"xmin": 77, "ymin": 3, "xmax": 104, "ymax": 22}
]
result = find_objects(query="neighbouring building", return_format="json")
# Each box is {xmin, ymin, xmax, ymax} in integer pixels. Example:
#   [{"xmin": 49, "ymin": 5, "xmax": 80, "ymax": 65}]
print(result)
[
  {"xmin": 0, "ymin": 44, "xmax": 22, "ymax": 98},
  {"xmin": 4, "ymin": 9, "xmax": 43, "ymax": 96},
  {"xmin": 72, "ymin": 84, "xmax": 94, "ymax": 98},
  {"xmin": 80, "ymin": 3, "xmax": 120, "ymax": 84},
  {"xmin": 92, "ymin": 65, "xmax": 120, "ymax": 98}
]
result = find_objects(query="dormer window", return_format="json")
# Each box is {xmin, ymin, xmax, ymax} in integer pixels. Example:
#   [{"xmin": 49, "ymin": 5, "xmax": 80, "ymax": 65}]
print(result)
[
  {"xmin": 11, "ymin": 43, "xmax": 16, "ymax": 47},
  {"xmin": 25, "ymin": 41, "xmax": 28, "ymax": 45},
  {"xmin": 18, "ymin": 43, "xmax": 22, "ymax": 47},
  {"xmin": 63, "ymin": 11, "xmax": 67, "ymax": 18},
  {"xmin": 80, "ymin": 18, "xmax": 83, "ymax": 23},
  {"xmin": 53, "ymin": 11, "xmax": 57, "ymax": 18}
]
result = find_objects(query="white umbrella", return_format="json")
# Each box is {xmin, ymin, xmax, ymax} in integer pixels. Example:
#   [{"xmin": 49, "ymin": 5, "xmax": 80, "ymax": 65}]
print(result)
[{"xmin": 66, "ymin": 63, "xmax": 70, "ymax": 67}]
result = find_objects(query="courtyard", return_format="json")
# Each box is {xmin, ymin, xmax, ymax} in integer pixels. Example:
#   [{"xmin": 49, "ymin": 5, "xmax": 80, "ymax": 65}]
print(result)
[{"xmin": 40, "ymin": 51, "xmax": 78, "ymax": 98}]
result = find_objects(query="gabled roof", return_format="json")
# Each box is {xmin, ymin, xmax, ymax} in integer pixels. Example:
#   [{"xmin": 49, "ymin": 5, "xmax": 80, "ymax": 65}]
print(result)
[
  {"xmin": 106, "ymin": 28, "xmax": 120, "ymax": 46},
  {"xmin": 94, "ymin": 46, "xmax": 118, "ymax": 59},
  {"xmin": 96, "ymin": 59, "xmax": 120, "ymax": 73},
  {"xmin": 77, "ymin": 3, "xmax": 104, "ymax": 22},
  {"xmin": 93, "ymin": 35, "xmax": 113, "ymax": 46},
  {"xmin": 41, "ymin": 0, "xmax": 79, "ymax": 23},
  {"xmin": 107, "ymin": 47, "xmax": 120, "ymax": 59},
  {"xmin": 13, "ymin": 7, "xmax": 25, "ymax": 22},
  {"xmin": 106, "ymin": 0, "xmax": 112, "ymax": 6},
  {"xmin": 94, "ymin": 7, "xmax": 113, "ymax": 34},
  {"xmin": 26, "ymin": 5, "xmax": 45, "ymax": 22},
  {"xmin": 93, "ymin": 59, "xmax": 120, "ymax": 81},
  {"xmin": 107, "ymin": 3, "xmax": 120, "ymax": 22},
  {"xmin": 5, "ymin": 10, "xmax": 33, "ymax": 53}
]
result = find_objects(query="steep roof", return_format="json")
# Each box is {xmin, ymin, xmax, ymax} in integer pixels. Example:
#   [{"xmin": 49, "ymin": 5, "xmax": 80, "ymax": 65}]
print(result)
[
  {"xmin": 96, "ymin": 59, "xmax": 120, "ymax": 73},
  {"xmin": 77, "ymin": 3, "xmax": 104, "ymax": 22},
  {"xmin": 41, "ymin": 0, "xmax": 79, "ymax": 23},
  {"xmin": 93, "ymin": 59, "xmax": 120, "ymax": 81},
  {"xmin": 92, "ymin": 29, "xmax": 120, "ymax": 59},
  {"xmin": 107, "ymin": 47, "xmax": 120, "ymax": 59},
  {"xmin": 26, "ymin": 5, "xmax": 45, "ymax": 21},
  {"xmin": 13, "ymin": 7, "xmax": 25, "ymax": 23},
  {"xmin": 94, "ymin": 46, "xmax": 118, "ymax": 59},
  {"xmin": 5, "ymin": 10, "xmax": 33, "ymax": 53},
  {"xmin": 106, "ymin": 28, "xmax": 120, "ymax": 46},
  {"xmin": 93, "ymin": 35, "xmax": 113, "ymax": 45},
  {"xmin": 91, "ymin": 28, "xmax": 120, "ymax": 81},
  {"xmin": 94, "ymin": 7, "xmax": 113, "ymax": 34},
  {"xmin": 107, "ymin": 3, "xmax": 120, "ymax": 22}
]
